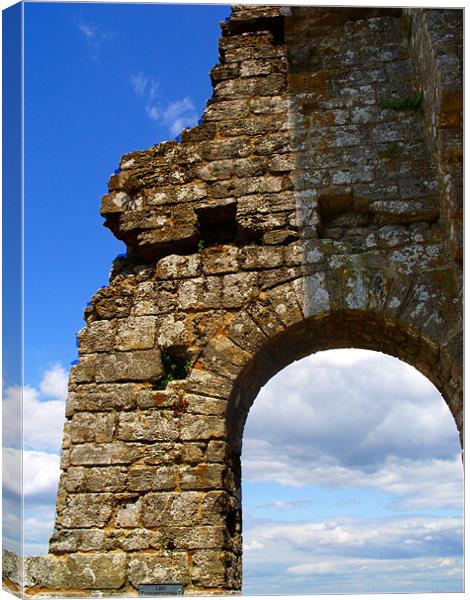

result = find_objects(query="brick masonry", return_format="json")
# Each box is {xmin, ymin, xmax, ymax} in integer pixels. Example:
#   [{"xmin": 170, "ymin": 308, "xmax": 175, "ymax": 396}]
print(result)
[{"xmin": 6, "ymin": 6, "xmax": 462, "ymax": 597}]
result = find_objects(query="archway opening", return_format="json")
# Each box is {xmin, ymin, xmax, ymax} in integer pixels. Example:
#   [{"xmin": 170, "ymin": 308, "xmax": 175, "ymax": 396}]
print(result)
[{"xmin": 240, "ymin": 349, "xmax": 463, "ymax": 595}]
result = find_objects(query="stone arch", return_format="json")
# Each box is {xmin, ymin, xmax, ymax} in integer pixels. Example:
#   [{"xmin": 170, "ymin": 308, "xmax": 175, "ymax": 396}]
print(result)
[
  {"xmin": 15, "ymin": 4, "xmax": 462, "ymax": 597},
  {"xmin": 182, "ymin": 273, "xmax": 463, "ymax": 592},
  {"xmin": 229, "ymin": 311, "xmax": 461, "ymax": 452},
  {"xmin": 193, "ymin": 276, "xmax": 462, "ymax": 455}
]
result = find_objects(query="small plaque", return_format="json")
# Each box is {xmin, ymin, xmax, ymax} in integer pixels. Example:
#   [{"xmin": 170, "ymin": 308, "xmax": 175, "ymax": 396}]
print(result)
[{"xmin": 139, "ymin": 584, "xmax": 183, "ymax": 596}]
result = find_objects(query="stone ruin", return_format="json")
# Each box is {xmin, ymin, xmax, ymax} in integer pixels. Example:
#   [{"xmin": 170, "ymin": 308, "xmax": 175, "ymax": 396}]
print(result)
[{"xmin": 4, "ymin": 5, "xmax": 462, "ymax": 597}]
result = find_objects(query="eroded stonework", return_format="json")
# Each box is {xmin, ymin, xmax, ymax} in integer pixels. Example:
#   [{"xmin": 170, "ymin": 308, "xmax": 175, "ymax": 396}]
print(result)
[{"xmin": 8, "ymin": 5, "xmax": 462, "ymax": 597}]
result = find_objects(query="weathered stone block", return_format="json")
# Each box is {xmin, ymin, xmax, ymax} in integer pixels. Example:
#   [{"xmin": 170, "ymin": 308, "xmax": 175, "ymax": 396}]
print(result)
[
  {"xmin": 204, "ymin": 98, "xmax": 250, "ymax": 121},
  {"xmin": 240, "ymin": 246, "xmax": 284, "ymax": 270},
  {"xmin": 246, "ymin": 297, "xmax": 286, "ymax": 337},
  {"xmin": 85, "ymin": 466, "xmax": 128, "ymax": 493},
  {"xmin": 199, "ymin": 335, "xmax": 251, "ymax": 380},
  {"xmin": 101, "ymin": 190, "xmax": 130, "ymax": 215},
  {"xmin": 179, "ymin": 414, "xmax": 225, "ymax": 441},
  {"xmin": 180, "ymin": 464, "xmax": 226, "ymax": 490},
  {"xmin": 127, "ymin": 465, "xmax": 177, "ymax": 492},
  {"xmin": 115, "ymin": 499, "xmax": 142, "ymax": 528},
  {"xmin": 2, "ymin": 548, "xmax": 20, "ymax": 588},
  {"xmin": 201, "ymin": 246, "xmax": 239, "ymax": 275},
  {"xmin": 134, "ymin": 281, "xmax": 178, "ymax": 316},
  {"xmin": 95, "ymin": 348, "xmax": 163, "ymax": 382},
  {"xmin": 196, "ymin": 159, "xmax": 233, "ymax": 181},
  {"xmin": 265, "ymin": 282, "xmax": 305, "ymax": 328},
  {"xmin": 185, "ymin": 369, "xmax": 233, "ymax": 399},
  {"xmin": 120, "ymin": 528, "xmax": 163, "ymax": 551},
  {"xmin": 154, "ymin": 313, "xmax": 191, "ymax": 349},
  {"xmin": 165, "ymin": 526, "xmax": 228, "ymax": 550},
  {"xmin": 49, "ymin": 528, "xmax": 106, "ymax": 554},
  {"xmin": 218, "ymin": 116, "xmax": 271, "ymax": 137},
  {"xmin": 70, "ymin": 442, "xmax": 145, "ymax": 466},
  {"xmin": 57, "ymin": 493, "xmax": 115, "ymax": 528},
  {"xmin": 140, "ymin": 492, "xmax": 200, "ymax": 527},
  {"xmin": 25, "ymin": 554, "xmax": 127, "ymax": 590},
  {"xmin": 72, "ymin": 354, "xmax": 97, "ymax": 383},
  {"xmin": 222, "ymin": 272, "xmax": 258, "ymax": 308},
  {"xmin": 66, "ymin": 383, "xmax": 145, "ymax": 413},
  {"xmin": 78, "ymin": 320, "xmax": 116, "ymax": 354},
  {"xmin": 115, "ymin": 316, "xmax": 156, "ymax": 351},
  {"xmin": 128, "ymin": 552, "xmax": 189, "ymax": 587},
  {"xmin": 206, "ymin": 440, "xmax": 229, "ymax": 463},
  {"xmin": 69, "ymin": 412, "xmax": 116, "ymax": 443},
  {"xmin": 117, "ymin": 411, "xmax": 178, "ymax": 442},
  {"xmin": 370, "ymin": 198, "xmax": 439, "ymax": 224},
  {"xmin": 184, "ymin": 394, "xmax": 227, "ymax": 416},
  {"xmin": 224, "ymin": 312, "xmax": 267, "ymax": 354},
  {"xmin": 178, "ymin": 276, "xmax": 223, "ymax": 310},
  {"xmin": 156, "ymin": 254, "xmax": 201, "ymax": 280},
  {"xmin": 144, "ymin": 442, "xmax": 204, "ymax": 465},
  {"xmin": 191, "ymin": 550, "xmax": 228, "ymax": 587}
]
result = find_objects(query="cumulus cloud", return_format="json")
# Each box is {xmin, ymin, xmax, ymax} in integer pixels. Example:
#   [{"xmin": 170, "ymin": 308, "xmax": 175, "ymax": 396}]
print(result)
[
  {"xmin": 2, "ymin": 499, "xmax": 22, "ymax": 554},
  {"xmin": 242, "ymin": 350, "xmax": 462, "ymax": 511},
  {"xmin": 241, "ymin": 350, "xmax": 463, "ymax": 594},
  {"xmin": 2, "ymin": 448, "xmax": 61, "ymax": 555},
  {"xmin": 23, "ymin": 511, "xmax": 57, "ymax": 556},
  {"xmin": 3, "ymin": 364, "xmax": 67, "ymax": 451},
  {"xmin": 245, "ymin": 514, "xmax": 463, "ymax": 559},
  {"xmin": 130, "ymin": 71, "xmax": 198, "ymax": 136},
  {"xmin": 2, "ymin": 365, "xmax": 67, "ymax": 553},
  {"xmin": 3, "ymin": 448, "xmax": 61, "ymax": 502},
  {"xmin": 39, "ymin": 363, "xmax": 68, "ymax": 400},
  {"xmin": 243, "ymin": 514, "xmax": 463, "ymax": 594}
]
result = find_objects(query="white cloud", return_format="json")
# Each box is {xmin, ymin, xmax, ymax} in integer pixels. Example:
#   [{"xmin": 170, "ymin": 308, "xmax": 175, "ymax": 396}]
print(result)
[
  {"xmin": 242, "ymin": 514, "xmax": 463, "ymax": 593},
  {"xmin": 146, "ymin": 105, "xmax": 160, "ymax": 121},
  {"xmin": 39, "ymin": 363, "xmax": 68, "ymax": 400},
  {"xmin": 286, "ymin": 555, "xmax": 462, "ymax": 578},
  {"xmin": 130, "ymin": 72, "xmax": 198, "ymax": 136},
  {"xmin": 243, "ymin": 446, "xmax": 463, "ymax": 510},
  {"xmin": 76, "ymin": 17, "xmax": 114, "ymax": 61},
  {"xmin": 2, "ymin": 364, "xmax": 66, "ymax": 555},
  {"xmin": 3, "ymin": 448, "xmax": 61, "ymax": 501},
  {"xmin": 2, "ymin": 502, "xmax": 22, "ymax": 554},
  {"xmin": 130, "ymin": 72, "xmax": 158, "ymax": 100},
  {"xmin": 242, "ymin": 350, "xmax": 462, "ymax": 511},
  {"xmin": 245, "ymin": 540, "xmax": 264, "ymax": 552},
  {"xmin": 77, "ymin": 21, "xmax": 97, "ymax": 39},
  {"xmin": 245, "ymin": 514, "xmax": 462, "ymax": 556},
  {"xmin": 163, "ymin": 97, "xmax": 198, "ymax": 135},
  {"xmin": 241, "ymin": 350, "xmax": 463, "ymax": 593},
  {"xmin": 270, "ymin": 501, "xmax": 298, "ymax": 510},
  {"xmin": 3, "ymin": 364, "xmax": 67, "ymax": 452},
  {"xmin": 2, "ymin": 447, "xmax": 61, "ymax": 555}
]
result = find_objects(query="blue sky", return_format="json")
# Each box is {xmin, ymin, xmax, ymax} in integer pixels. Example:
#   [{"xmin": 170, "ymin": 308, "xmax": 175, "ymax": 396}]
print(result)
[
  {"xmin": 2, "ymin": 1, "xmax": 464, "ymax": 596},
  {"xmin": 22, "ymin": 1, "xmax": 230, "ymax": 388},
  {"xmin": 241, "ymin": 349, "xmax": 463, "ymax": 594}
]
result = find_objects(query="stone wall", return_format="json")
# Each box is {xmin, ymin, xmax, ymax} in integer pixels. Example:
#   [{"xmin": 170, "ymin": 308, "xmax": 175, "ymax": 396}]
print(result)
[
  {"xmin": 7, "ymin": 5, "xmax": 462, "ymax": 597},
  {"xmin": 404, "ymin": 8, "xmax": 463, "ymax": 262}
]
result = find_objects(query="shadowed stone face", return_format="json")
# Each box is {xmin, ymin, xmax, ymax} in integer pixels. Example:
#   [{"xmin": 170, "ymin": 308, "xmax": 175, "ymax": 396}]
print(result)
[{"xmin": 12, "ymin": 5, "xmax": 462, "ymax": 597}]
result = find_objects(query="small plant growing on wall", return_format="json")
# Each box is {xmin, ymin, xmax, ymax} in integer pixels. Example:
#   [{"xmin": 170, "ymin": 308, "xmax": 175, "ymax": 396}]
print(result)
[
  {"xmin": 154, "ymin": 349, "xmax": 192, "ymax": 390},
  {"xmin": 377, "ymin": 141, "xmax": 403, "ymax": 159},
  {"xmin": 378, "ymin": 90, "xmax": 423, "ymax": 111},
  {"xmin": 406, "ymin": 15, "xmax": 413, "ymax": 42}
]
